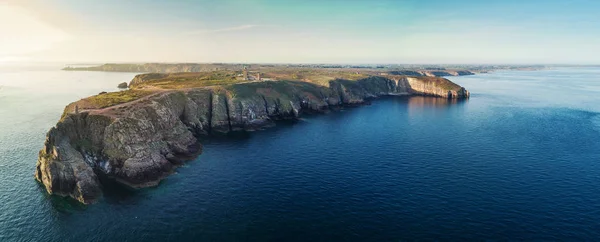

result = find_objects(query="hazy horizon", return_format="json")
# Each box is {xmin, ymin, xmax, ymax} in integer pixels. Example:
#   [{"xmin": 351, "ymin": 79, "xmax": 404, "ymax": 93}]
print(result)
[
  {"xmin": 2, "ymin": 0, "xmax": 599, "ymax": 64},
  {"xmin": 2, "ymin": 61, "xmax": 599, "ymax": 67}
]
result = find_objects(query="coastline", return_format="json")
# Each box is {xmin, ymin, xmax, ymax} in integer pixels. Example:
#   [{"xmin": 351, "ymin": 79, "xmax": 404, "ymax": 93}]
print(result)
[{"xmin": 35, "ymin": 67, "xmax": 471, "ymax": 204}]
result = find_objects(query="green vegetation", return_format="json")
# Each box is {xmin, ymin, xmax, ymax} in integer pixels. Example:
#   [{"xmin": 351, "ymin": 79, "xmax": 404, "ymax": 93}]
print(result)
[
  {"xmin": 226, "ymin": 80, "xmax": 328, "ymax": 103},
  {"xmin": 62, "ymin": 66, "xmax": 466, "ymax": 115},
  {"xmin": 265, "ymin": 69, "xmax": 369, "ymax": 86},
  {"xmin": 132, "ymin": 69, "xmax": 372, "ymax": 90},
  {"xmin": 143, "ymin": 78, "xmax": 244, "ymax": 89},
  {"xmin": 85, "ymin": 90, "xmax": 155, "ymax": 108},
  {"xmin": 134, "ymin": 71, "xmax": 245, "ymax": 89}
]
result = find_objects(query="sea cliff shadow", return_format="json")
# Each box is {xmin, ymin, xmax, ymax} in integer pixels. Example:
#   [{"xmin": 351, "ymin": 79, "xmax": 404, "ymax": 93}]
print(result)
[
  {"xmin": 37, "ymin": 183, "xmax": 88, "ymax": 213},
  {"xmin": 42, "ymin": 173, "xmax": 149, "ymax": 210},
  {"xmin": 95, "ymin": 171, "xmax": 148, "ymax": 205}
]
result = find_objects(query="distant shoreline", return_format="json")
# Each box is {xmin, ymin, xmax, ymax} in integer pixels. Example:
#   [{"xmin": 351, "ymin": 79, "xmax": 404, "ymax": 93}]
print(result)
[{"xmin": 61, "ymin": 62, "xmax": 546, "ymax": 77}]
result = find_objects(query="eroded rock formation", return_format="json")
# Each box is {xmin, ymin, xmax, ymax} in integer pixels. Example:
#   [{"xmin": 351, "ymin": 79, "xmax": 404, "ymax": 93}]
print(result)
[{"xmin": 35, "ymin": 76, "xmax": 469, "ymax": 204}]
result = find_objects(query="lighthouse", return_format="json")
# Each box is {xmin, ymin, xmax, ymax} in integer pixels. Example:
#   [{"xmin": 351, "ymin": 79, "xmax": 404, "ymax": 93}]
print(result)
[{"xmin": 243, "ymin": 66, "xmax": 249, "ymax": 81}]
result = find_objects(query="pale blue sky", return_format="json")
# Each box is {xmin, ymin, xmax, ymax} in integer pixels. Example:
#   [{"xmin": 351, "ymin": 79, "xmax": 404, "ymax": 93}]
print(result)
[{"xmin": 1, "ymin": 0, "xmax": 599, "ymax": 64}]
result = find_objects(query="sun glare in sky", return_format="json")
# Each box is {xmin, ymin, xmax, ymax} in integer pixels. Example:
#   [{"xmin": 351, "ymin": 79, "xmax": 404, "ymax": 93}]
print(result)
[
  {"xmin": 1, "ymin": 0, "xmax": 599, "ymax": 64},
  {"xmin": 0, "ymin": 5, "xmax": 68, "ymax": 60}
]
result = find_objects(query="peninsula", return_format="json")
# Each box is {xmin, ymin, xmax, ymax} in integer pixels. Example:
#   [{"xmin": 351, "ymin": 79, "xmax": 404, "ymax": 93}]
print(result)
[{"xmin": 36, "ymin": 64, "xmax": 470, "ymax": 204}]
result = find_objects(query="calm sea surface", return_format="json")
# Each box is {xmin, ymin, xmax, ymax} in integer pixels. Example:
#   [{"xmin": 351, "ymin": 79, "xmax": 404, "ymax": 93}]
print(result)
[{"xmin": 1, "ymin": 65, "xmax": 600, "ymax": 241}]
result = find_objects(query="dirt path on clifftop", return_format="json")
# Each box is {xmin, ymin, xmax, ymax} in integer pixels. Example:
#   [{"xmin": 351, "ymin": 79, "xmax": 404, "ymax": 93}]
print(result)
[{"xmin": 88, "ymin": 90, "xmax": 171, "ymax": 118}]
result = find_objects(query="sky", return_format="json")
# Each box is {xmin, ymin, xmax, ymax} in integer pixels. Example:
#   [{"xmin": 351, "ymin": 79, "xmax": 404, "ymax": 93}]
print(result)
[{"xmin": 1, "ymin": 0, "xmax": 599, "ymax": 64}]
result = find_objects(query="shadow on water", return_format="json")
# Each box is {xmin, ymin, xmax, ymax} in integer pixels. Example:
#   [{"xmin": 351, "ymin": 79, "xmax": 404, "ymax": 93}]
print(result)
[
  {"xmin": 95, "ymin": 171, "xmax": 149, "ymax": 205},
  {"xmin": 37, "ymin": 184, "xmax": 88, "ymax": 213},
  {"xmin": 200, "ymin": 119, "xmax": 303, "ymax": 145},
  {"xmin": 47, "ymin": 195, "xmax": 88, "ymax": 214},
  {"xmin": 43, "ymin": 173, "xmax": 145, "ymax": 211}
]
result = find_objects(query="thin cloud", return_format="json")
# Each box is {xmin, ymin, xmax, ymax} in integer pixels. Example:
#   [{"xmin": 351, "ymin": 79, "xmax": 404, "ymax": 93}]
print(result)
[{"xmin": 187, "ymin": 25, "xmax": 259, "ymax": 35}]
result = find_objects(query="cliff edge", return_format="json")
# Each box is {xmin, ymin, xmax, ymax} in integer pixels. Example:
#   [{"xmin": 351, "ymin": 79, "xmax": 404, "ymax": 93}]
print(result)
[{"xmin": 36, "ymin": 75, "xmax": 469, "ymax": 204}]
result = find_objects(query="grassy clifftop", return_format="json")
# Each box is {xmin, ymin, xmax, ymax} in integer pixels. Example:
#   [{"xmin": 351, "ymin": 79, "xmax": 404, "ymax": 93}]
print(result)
[
  {"xmin": 130, "ymin": 71, "xmax": 245, "ymax": 89},
  {"xmin": 66, "ymin": 68, "xmax": 467, "ymax": 116},
  {"xmin": 83, "ymin": 90, "xmax": 156, "ymax": 108}
]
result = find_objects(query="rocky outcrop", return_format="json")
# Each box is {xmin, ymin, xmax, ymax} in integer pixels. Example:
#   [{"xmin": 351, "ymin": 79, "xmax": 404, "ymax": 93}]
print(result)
[
  {"xmin": 129, "ymin": 73, "xmax": 169, "ymax": 88},
  {"xmin": 35, "ymin": 76, "xmax": 469, "ymax": 204},
  {"xmin": 405, "ymin": 77, "xmax": 470, "ymax": 98},
  {"xmin": 117, "ymin": 82, "xmax": 128, "ymax": 89},
  {"xmin": 36, "ymin": 113, "xmax": 113, "ymax": 203}
]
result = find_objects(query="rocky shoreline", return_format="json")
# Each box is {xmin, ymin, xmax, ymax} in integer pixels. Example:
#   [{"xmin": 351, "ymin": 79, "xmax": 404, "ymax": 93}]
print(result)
[{"xmin": 35, "ymin": 75, "xmax": 469, "ymax": 204}]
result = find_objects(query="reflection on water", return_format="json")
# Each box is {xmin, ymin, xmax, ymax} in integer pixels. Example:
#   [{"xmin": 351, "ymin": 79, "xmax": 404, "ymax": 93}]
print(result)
[
  {"xmin": 405, "ymin": 96, "xmax": 467, "ymax": 118},
  {"xmin": 407, "ymin": 96, "xmax": 466, "ymax": 109}
]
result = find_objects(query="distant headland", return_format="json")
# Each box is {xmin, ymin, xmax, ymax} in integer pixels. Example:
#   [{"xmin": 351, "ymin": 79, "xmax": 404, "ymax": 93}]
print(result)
[{"xmin": 61, "ymin": 63, "xmax": 545, "ymax": 76}]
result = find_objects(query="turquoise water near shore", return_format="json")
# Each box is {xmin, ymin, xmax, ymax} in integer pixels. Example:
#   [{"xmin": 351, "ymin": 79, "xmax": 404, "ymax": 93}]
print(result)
[{"xmin": 1, "ymin": 66, "xmax": 600, "ymax": 240}]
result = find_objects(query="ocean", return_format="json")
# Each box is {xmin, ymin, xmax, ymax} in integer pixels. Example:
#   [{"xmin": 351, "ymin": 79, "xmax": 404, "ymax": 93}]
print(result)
[{"xmin": 1, "ymin": 65, "xmax": 600, "ymax": 241}]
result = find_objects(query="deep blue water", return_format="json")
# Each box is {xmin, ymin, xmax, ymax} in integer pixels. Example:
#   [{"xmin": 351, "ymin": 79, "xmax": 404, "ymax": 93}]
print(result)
[{"xmin": 1, "ymin": 66, "xmax": 600, "ymax": 241}]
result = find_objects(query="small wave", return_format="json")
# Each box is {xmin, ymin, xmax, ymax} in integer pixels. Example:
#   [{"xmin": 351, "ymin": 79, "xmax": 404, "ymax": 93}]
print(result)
[{"xmin": 591, "ymin": 115, "xmax": 600, "ymax": 133}]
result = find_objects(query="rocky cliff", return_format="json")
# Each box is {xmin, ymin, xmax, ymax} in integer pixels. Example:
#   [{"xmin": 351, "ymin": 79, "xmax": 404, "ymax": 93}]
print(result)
[{"xmin": 35, "ymin": 76, "xmax": 469, "ymax": 204}]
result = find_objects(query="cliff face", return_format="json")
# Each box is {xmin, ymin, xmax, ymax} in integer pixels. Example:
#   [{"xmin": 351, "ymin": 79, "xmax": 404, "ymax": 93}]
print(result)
[
  {"xmin": 35, "ymin": 76, "xmax": 469, "ymax": 204},
  {"xmin": 405, "ymin": 77, "xmax": 470, "ymax": 98}
]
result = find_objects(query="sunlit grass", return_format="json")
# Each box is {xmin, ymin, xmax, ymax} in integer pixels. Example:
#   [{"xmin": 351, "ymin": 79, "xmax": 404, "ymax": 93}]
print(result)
[
  {"xmin": 85, "ymin": 90, "xmax": 155, "ymax": 108},
  {"xmin": 418, "ymin": 76, "xmax": 462, "ymax": 91},
  {"xmin": 133, "ymin": 71, "xmax": 245, "ymax": 89}
]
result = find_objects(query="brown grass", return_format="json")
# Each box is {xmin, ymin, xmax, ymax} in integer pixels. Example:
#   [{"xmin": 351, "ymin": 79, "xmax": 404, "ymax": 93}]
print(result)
[
  {"xmin": 85, "ymin": 90, "xmax": 156, "ymax": 108},
  {"xmin": 133, "ymin": 71, "xmax": 245, "ymax": 89}
]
